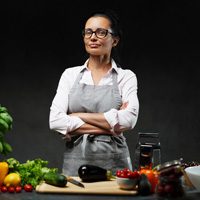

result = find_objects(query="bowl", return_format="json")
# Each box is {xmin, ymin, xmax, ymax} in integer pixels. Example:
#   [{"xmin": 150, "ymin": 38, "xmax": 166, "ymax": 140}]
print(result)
[
  {"xmin": 116, "ymin": 177, "xmax": 138, "ymax": 190},
  {"xmin": 184, "ymin": 165, "xmax": 200, "ymax": 191}
]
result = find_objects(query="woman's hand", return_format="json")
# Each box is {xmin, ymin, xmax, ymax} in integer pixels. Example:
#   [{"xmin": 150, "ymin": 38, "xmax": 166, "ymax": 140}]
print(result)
[
  {"xmin": 120, "ymin": 102, "xmax": 128, "ymax": 110},
  {"xmin": 68, "ymin": 101, "xmax": 129, "ymax": 136}
]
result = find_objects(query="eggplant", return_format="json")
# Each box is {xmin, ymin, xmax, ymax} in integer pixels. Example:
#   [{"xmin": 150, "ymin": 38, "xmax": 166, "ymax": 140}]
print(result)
[{"xmin": 78, "ymin": 164, "xmax": 112, "ymax": 182}]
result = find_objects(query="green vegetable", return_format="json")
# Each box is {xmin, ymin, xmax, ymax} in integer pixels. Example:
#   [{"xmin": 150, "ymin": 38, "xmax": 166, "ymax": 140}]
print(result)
[
  {"xmin": 0, "ymin": 106, "xmax": 8, "ymax": 113},
  {"xmin": 44, "ymin": 172, "xmax": 67, "ymax": 187},
  {"xmin": 0, "ymin": 105, "xmax": 13, "ymax": 156},
  {"xmin": 6, "ymin": 158, "xmax": 58, "ymax": 188},
  {"xmin": 0, "ymin": 112, "xmax": 13, "ymax": 128},
  {"xmin": 78, "ymin": 164, "xmax": 113, "ymax": 182},
  {"xmin": 0, "ymin": 118, "xmax": 9, "ymax": 133},
  {"xmin": 0, "ymin": 105, "xmax": 13, "ymax": 132}
]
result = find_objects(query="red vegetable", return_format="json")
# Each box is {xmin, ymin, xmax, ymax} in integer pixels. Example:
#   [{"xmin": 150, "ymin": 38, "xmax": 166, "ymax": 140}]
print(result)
[
  {"xmin": 24, "ymin": 184, "xmax": 33, "ymax": 192},
  {"xmin": 116, "ymin": 168, "xmax": 140, "ymax": 179},
  {"xmin": 1, "ymin": 185, "xmax": 7, "ymax": 192},
  {"xmin": 15, "ymin": 185, "xmax": 22, "ymax": 193},
  {"xmin": 8, "ymin": 186, "xmax": 15, "ymax": 193}
]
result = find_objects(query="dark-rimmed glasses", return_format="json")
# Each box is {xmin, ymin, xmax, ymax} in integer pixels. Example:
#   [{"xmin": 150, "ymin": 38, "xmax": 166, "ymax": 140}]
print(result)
[{"xmin": 82, "ymin": 28, "xmax": 113, "ymax": 39}]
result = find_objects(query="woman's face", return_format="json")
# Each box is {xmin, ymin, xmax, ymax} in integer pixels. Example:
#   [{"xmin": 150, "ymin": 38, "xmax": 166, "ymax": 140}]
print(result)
[{"xmin": 83, "ymin": 16, "xmax": 119, "ymax": 57}]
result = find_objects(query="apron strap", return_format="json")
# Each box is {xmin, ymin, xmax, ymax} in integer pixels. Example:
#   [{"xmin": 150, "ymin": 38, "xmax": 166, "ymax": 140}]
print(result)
[{"xmin": 81, "ymin": 134, "xmax": 88, "ymax": 157}]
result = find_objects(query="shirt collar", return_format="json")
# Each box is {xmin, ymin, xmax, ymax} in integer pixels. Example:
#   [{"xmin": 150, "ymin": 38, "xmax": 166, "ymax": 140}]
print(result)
[
  {"xmin": 77, "ymin": 61, "xmax": 87, "ymax": 72},
  {"xmin": 80, "ymin": 59, "xmax": 119, "ymax": 73},
  {"xmin": 111, "ymin": 59, "xmax": 119, "ymax": 74}
]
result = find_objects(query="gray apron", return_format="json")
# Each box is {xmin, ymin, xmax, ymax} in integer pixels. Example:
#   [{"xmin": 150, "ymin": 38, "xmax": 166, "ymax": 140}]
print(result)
[{"xmin": 62, "ymin": 69, "xmax": 132, "ymax": 176}]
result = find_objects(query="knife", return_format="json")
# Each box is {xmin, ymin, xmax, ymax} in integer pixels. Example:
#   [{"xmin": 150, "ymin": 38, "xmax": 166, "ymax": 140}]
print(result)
[{"xmin": 66, "ymin": 176, "xmax": 85, "ymax": 188}]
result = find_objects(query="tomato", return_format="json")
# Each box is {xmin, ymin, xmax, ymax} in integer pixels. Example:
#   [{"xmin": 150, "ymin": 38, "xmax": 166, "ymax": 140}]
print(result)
[
  {"xmin": 24, "ymin": 184, "xmax": 33, "ymax": 192},
  {"xmin": 130, "ymin": 171, "xmax": 140, "ymax": 179},
  {"xmin": 15, "ymin": 185, "xmax": 22, "ymax": 193},
  {"xmin": 139, "ymin": 169, "xmax": 159, "ymax": 193},
  {"xmin": 116, "ymin": 169, "xmax": 127, "ymax": 178},
  {"xmin": 116, "ymin": 168, "xmax": 131, "ymax": 178},
  {"xmin": 1, "ymin": 185, "xmax": 7, "ymax": 192},
  {"xmin": 116, "ymin": 168, "xmax": 140, "ymax": 179},
  {"xmin": 116, "ymin": 170, "xmax": 123, "ymax": 177},
  {"xmin": 8, "ymin": 186, "xmax": 15, "ymax": 193}
]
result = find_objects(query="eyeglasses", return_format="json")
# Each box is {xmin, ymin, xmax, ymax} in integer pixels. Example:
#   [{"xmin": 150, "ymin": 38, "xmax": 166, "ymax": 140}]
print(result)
[{"xmin": 82, "ymin": 28, "xmax": 113, "ymax": 39}]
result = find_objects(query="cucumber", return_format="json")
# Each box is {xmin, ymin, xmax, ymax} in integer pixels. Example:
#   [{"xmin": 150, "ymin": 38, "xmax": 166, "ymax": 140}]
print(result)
[{"xmin": 43, "ymin": 172, "xmax": 67, "ymax": 187}]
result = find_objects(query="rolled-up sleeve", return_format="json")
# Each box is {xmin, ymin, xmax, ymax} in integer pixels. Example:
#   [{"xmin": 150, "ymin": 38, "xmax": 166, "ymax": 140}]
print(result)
[
  {"xmin": 104, "ymin": 70, "xmax": 139, "ymax": 132},
  {"xmin": 49, "ymin": 69, "xmax": 85, "ymax": 135}
]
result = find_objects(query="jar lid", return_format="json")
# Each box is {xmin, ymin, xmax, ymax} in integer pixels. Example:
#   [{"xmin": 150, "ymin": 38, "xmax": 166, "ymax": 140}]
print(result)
[{"xmin": 156, "ymin": 159, "xmax": 182, "ymax": 171}]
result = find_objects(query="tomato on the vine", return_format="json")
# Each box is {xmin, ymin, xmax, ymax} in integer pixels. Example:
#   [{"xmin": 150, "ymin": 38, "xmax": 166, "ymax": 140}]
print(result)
[
  {"xmin": 24, "ymin": 184, "xmax": 33, "ymax": 192},
  {"xmin": 15, "ymin": 185, "xmax": 22, "ymax": 193},
  {"xmin": 1, "ymin": 186, "xmax": 7, "ymax": 193},
  {"xmin": 8, "ymin": 186, "xmax": 15, "ymax": 193}
]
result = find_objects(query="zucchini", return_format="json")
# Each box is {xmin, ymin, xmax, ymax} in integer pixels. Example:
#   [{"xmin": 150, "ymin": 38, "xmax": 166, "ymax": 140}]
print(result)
[{"xmin": 43, "ymin": 172, "xmax": 67, "ymax": 187}]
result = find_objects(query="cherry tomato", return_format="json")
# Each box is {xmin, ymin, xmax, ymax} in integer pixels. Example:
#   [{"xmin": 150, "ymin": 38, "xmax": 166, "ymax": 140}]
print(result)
[
  {"xmin": 123, "ymin": 168, "xmax": 131, "ymax": 174},
  {"xmin": 129, "ymin": 171, "xmax": 140, "ymax": 179},
  {"xmin": 15, "ymin": 185, "xmax": 22, "ymax": 193},
  {"xmin": 8, "ymin": 186, "xmax": 15, "ymax": 193},
  {"xmin": 116, "ymin": 169, "xmax": 126, "ymax": 177},
  {"xmin": 24, "ymin": 184, "xmax": 33, "ymax": 192},
  {"xmin": 1, "ymin": 185, "xmax": 8, "ymax": 193},
  {"xmin": 116, "ymin": 169, "xmax": 130, "ymax": 178},
  {"xmin": 116, "ymin": 168, "xmax": 140, "ymax": 179}
]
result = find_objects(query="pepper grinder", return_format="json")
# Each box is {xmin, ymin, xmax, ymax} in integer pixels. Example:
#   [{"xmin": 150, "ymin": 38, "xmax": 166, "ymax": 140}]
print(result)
[{"xmin": 133, "ymin": 132, "xmax": 161, "ymax": 170}]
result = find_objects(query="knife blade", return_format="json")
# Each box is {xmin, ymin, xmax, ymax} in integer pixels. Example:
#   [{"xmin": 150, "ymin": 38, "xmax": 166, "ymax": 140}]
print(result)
[{"xmin": 67, "ymin": 177, "xmax": 85, "ymax": 188}]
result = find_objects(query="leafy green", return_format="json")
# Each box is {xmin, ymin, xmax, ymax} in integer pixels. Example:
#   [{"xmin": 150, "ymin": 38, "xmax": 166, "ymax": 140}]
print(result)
[
  {"xmin": 0, "ymin": 105, "xmax": 13, "ymax": 156},
  {"xmin": 6, "ymin": 158, "xmax": 58, "ymax": 188}
]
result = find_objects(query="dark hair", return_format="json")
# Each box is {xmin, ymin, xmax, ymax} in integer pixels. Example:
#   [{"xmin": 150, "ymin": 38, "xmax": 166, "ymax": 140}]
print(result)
[
  {"xmin": 84, "ymin": 9, "xmax": 123, "ymax": 65},
  {"xmin": 88, "ymin": 9, "xmax": 123, "ymax": 40}
]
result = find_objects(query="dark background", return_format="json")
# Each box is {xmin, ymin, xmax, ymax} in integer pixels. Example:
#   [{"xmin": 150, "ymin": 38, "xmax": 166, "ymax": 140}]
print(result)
[{"xmin": 1, "ymin": 0, "xmax": 200, "ymax": 170}]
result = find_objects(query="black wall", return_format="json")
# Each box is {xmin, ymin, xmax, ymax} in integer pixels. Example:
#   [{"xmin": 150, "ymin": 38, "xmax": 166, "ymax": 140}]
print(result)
[{"xmin": 1, "ymin": 0, "xmax": 200, "ymax": 170}]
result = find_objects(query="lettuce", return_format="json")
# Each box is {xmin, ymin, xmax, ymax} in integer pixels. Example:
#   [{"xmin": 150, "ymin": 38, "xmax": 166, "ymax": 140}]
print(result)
[{"xmin": 6, "ymin": 158, "xmax": 58, "ymax": 188}]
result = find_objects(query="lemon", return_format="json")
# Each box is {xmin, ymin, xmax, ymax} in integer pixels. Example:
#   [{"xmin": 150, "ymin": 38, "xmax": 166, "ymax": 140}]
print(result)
[{"xmin": 3, "ymin": 172, "xmax": 21, "ymax": 187}]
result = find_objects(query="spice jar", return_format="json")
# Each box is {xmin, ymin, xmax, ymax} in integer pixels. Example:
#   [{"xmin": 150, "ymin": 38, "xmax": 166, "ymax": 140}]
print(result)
[{"xmin": 156, "ymin": 159, "xmax": 185, "ymax": 198}]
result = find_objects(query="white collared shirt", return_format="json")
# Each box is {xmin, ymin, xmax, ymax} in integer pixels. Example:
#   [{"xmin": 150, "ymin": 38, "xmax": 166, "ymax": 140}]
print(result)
[{"xmin": 49, "ymin": 59, "xmax": 139, "ymax": 135}]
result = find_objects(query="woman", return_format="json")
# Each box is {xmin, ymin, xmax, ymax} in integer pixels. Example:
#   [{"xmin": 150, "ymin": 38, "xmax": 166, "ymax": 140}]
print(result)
[{"xmin": 49, "ymin": 9, "xmax": 139, "ymax": 176}]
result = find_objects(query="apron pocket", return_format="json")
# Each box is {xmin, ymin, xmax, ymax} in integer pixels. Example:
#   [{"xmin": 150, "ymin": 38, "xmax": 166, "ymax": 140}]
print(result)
[
  {"xmin": 87, "ymin": 135, "xmax": 112, "ymax": 143},
  {"xmin": 112, "ymin": 135, "xmax": 126, "ymax": 147},
  {"xmin": 65, "ymin": 135, "xmax": 83, "ymax": 149}
]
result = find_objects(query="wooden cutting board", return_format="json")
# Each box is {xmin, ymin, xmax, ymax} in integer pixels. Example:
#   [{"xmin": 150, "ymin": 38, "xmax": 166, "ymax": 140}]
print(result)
[{"xmin": 36, "ymin": 177, "xmax": 137, "ymax": 195}]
